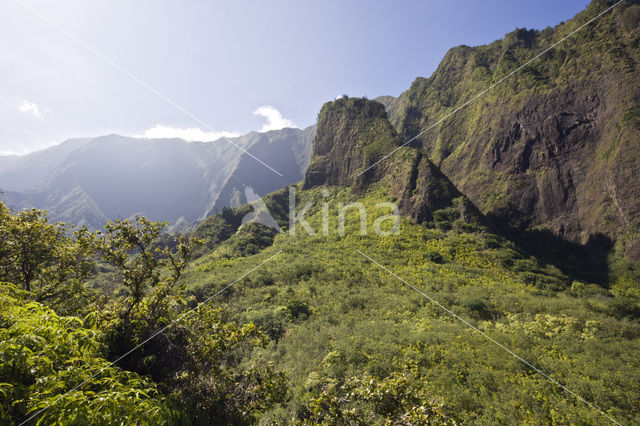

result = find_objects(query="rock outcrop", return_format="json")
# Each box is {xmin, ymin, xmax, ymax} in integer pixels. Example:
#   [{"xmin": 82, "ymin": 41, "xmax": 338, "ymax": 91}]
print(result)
[{"xmin": 303, "ymin": 97, "xmax": 485, "ymax": 226}]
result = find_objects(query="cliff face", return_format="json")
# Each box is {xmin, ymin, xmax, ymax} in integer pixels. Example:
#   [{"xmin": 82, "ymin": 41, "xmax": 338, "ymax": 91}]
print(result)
[
  {"xmin": 383, "ymin": 0, "xmax": 640, "ymax": 258},
  {"xmin": 303, "ymin": 97, "xmax": 484, "ymax": 226},
  {"xmin": 209, "ymin": 126, "xmax": 316, "ymax": 214},
  {"xmin": 303, "ymin": 97, "xmax": 400, "ymax": 189},
  {"xmin": 303, "ymin": 1, "xmax": 640, "ymax": 259}
]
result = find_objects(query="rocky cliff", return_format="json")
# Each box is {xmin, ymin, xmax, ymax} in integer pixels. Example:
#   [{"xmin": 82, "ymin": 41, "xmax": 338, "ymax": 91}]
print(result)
[
  {"xmin": 302, "ymin": 1, "xmax": 640, "ymax": 260},
  {"xmin": 381, "ymin": 0, "xmax": 640, "ymax": 259},
  {"xmin": 303, "ymin": 97, "xmax": 485, "ymax": 227}
]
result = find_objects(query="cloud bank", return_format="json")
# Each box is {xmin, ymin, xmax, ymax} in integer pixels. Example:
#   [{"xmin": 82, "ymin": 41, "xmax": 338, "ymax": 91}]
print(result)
[
  {"xmin": 138, "ymin": 125, "xmax": 240, "ymax": 141},
  {"xmin": 253, "ymin": 105, "xmax": 294, "ymax": 132},
  {"xmin": 137, "ymin": 106, "xmax": 295, "ymax": 142}
]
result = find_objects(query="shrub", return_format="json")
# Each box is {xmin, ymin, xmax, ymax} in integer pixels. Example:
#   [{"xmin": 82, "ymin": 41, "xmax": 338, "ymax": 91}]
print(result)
[
  {"xmin": 433, "ymin": 207, "xmax": 460, "ymax": 230},
  {"xmin": 286, "ymin": 299, "xmax": 312, "ymax": 320},
  {"xmin": 424, "ymin": 250, "xmax": 445, "ymax": 264},
  {"xmin": 608, "ymin": 297, "xmax": 640, "ymax": 319}
]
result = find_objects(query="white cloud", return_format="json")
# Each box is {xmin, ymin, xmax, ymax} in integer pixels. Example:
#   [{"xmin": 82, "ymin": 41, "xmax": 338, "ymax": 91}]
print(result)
[
  {"xmin": 17, "ymin": 98, "xmax": 43, "ymax": 118},
  {"xmin": 253, "ymin": 105, "xmax": 294, "ymax": 132},
  {"xmin": 0, "ymin": 140, "xmax": 57, "ymax": 156},
  {"xmin": 136, "ymin": 106, "xmax": 294, "ymax": 142},
  {"xmin": 0, "ymin": 148, "xmax": 25, "ymax": 156},
  {"xmin": 137, "ymin": 125, "xmax": 240, "ymax": 141}
]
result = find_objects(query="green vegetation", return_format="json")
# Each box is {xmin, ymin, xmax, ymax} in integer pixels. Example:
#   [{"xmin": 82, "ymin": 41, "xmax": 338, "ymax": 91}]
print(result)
[
  {"xmin": 2, "ymin": 1, "xmax": 640, "ymax": 424},
  {"xmin": 182, "ymin": 186, "xmax": 640, "ymax": 424},
  {"xmin": 2, "ymin": 178, "xmax": 639, "ymax": 423},
  {"xmin": 0, "ymin": 282, "xmax": 175, "ymax": 424},
  {"xmin": 0, "ymin": 203, "xmax": 287, "ymax": 425},
  {"xmin": 304, "ymin": 97, "xmax": 401, "ymax": 189},
  {"xmin": 0, "ymin": 203, "xmax": 94, "ymax": 314},
  {"xmin": 383, "ymin": 0, "xmax": 640, "ymax": 261}
]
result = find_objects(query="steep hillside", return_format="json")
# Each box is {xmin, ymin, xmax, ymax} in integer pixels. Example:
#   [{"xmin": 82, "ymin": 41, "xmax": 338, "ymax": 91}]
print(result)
[
  {"xmin": 0, "ymin": 127, "xmax": 315, "ymax": 228},
  {"xmin": 185, "ymin": 184, "xmax": 640, "ymax": 424},
  {"xmin": 182, "ymin": 13, "xmax": 640, "ymax": 417},
  {"xmin": 211, "ymin": 126, "xmax": 315, "ymax": 213},
  {"xmin": 303, "ymin": 97, "xmax": 486, "ymax": 227},
  {"xmin": 383, "ymin": 0, "xmax": 640, "ymax": 260},
  {"xmin": 5, "ymin": 1, "xmax": 640, "ymax": 424},
  {"xmin": 303, "ymin": 97, "xmax": 400, "ymax": 189}
]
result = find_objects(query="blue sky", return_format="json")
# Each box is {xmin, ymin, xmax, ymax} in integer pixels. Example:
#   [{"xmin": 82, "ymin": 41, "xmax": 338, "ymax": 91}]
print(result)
[{"xmin": 0, "ymin": 0, "xmax": 590, "ymax": 154}]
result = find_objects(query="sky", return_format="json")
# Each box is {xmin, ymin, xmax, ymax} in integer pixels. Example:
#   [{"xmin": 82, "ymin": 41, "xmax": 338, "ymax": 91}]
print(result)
[{"xmin": 0, "ymin": 0, "xmax": 590, "ymax": 155}]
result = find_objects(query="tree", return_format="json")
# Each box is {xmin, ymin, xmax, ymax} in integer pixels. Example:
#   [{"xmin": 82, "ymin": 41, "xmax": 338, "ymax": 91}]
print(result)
[
  {"xmin": 1, "ymin": 207, "xmax": 289, "ymax": 423},
  {"xmin": 91, "ymin": 216, "xmax": 197, "ymax": 377},
  {"xmin": 92, "ymin": 217, "xmax": 288, "ymax": 422},
  {"xmin": 0, "ymin": 203, "xmax": 95, "ymax": 313},
  {"xmin": 95, "ymin": 216, "xmax": 192, "ymax": 310},
  {"xmin": 170, "ymin": 306, "xmax": 288, "ymax": 424}
]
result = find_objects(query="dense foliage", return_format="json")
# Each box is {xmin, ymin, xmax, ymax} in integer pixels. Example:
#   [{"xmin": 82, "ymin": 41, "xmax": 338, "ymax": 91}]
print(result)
[
  {"xmin": 184, "ymin": 185, "xmax": 640, "ymax": 424},
  {"xmin": 0, "ymin": 203, "xmax": 287, "ymax": 425},
  {"xmin": 2, "ymin": 183, "xmax": 639, "ymax": 424},
  {"xmin": 384, "ymin": 0, "xmax": 640, "ymax": 262},
  {"xmin": 0, "ymin": 204, "xmax": 94, "ymax": 315},
  {"xmin": 2, "ymin": 2, "xmax": 640, "ymax": 424},
  {"xmin": 0, "ymin": 282, "xmax": 176, "ymax": 424}
]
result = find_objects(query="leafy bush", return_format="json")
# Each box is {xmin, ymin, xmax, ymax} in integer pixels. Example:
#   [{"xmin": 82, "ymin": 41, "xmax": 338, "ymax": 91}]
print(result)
[
  {"xmin": 286, "ymin": 300, "xmax": 312, "ymax": 320},
  {"xmin": 0, "ymin": 282, "xmax": 176, "ymax": 424},
  {"xmin": 424, "ymin": 250, "xmax": 445, "ymax": 264},
  {"xmin": 433, "ymin": 207, "xmax": 460, "ymax": 230},
  {"xmin": 0, "ymin": 204, "xmax": 95, "ymax": 314},
  {"xmin": 0, "ymin": 204, "xmax": 288, "ymax": 424}
]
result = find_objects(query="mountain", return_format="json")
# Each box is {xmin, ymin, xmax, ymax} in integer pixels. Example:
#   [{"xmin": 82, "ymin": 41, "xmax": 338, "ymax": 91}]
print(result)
[
  {"xmin": 303, "ymin": 97, "xmax": 486, "ymax": 227},
  {"xmin": 180, "ymin": 4, "xmax": 640, "ymax": 423},
  {"xmin": 0, "ymin": 127, "xmax": 315, "ymax": 229},
  {"xmin": 4, "ymin": 1, "xmax": 640, "ymax": 424},
  {"xmin": 0, "ymin": 138, "xmax": 92, "ymax": 191},
  {"xmin": 381, "ymin": 0, "xmax": 640, "ymax": 260},
  {"xmin": 211, "ymin": 125, "xmax": 316, "ymax": 212}
]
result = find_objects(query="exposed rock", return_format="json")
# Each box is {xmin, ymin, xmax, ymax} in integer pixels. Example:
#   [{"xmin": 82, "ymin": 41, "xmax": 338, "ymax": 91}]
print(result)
[
  {"xmin": 304, "ymin": 97, "xmax": 486, "ymax": 227},
  {"xmin": 385, "ymin": 1, "xmax": 640, "ymax": 258},
  {"xmin": 303, "ymin": 97, "xmax": 399, "ymax": 189}
]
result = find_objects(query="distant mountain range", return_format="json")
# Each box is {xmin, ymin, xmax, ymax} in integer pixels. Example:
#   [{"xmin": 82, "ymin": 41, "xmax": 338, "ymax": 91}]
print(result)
[{"xmin": 0, "ymin": 126, "xmax": 315, "ymax": 229}]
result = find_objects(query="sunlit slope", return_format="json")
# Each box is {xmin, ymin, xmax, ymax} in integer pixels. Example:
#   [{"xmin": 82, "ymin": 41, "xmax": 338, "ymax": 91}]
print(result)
[{"xmin": 182, "ymin": 186, "xmax": 640, "ymax": 424}]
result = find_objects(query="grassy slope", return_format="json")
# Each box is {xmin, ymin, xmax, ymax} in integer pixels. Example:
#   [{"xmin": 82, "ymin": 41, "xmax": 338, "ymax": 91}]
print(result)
[{"xmin": 183, "ymin": 185, "xmax": 640, "ymax": 424}]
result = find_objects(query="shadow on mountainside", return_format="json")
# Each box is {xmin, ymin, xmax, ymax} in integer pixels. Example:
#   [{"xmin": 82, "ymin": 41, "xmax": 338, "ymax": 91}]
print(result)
[{"xmin": 510, "ymin": 228, "xmax": 613, "ymax": 287}]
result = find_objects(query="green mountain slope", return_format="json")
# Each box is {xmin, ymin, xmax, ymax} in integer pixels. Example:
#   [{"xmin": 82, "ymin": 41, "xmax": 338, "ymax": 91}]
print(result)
[
  {"xmin": 183, "ymin": 43, "xmax": 640, "ymax": 421},
  {"xmin": 184, "ymin": 184, "xmax": 640, "ymax": 424},
  {"xmin": 383, "ymin": 0, "xmax": 640, "ymax": 260},
  {"xmin": 303, "ymin": 97, "xmax": 487, "ymax": 228},
  {"xmin": 3, "ymin": 1, "xmax": 640, "ymax": 424}
]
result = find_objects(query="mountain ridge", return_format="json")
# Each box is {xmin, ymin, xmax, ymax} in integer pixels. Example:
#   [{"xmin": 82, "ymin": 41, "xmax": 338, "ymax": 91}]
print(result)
[
  {"xmin": 374, "ymin": 0, "xmax": 640, "ymax": 260},
  {"xmin": 0, "ymin": 127, "xmax": 315, "ymax": 229}
]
